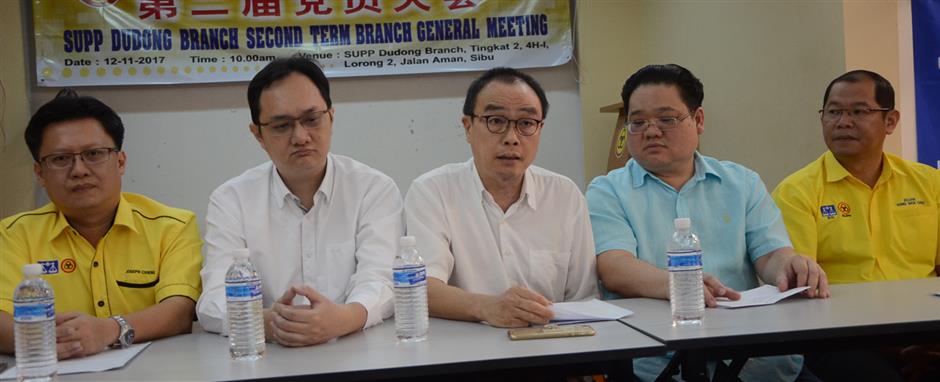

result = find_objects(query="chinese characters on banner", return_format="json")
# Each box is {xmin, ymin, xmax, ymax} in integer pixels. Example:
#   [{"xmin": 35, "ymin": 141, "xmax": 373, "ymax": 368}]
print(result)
[{"xmin": 34, "ymin": 0, "xmax": 572, "ymax": 86}]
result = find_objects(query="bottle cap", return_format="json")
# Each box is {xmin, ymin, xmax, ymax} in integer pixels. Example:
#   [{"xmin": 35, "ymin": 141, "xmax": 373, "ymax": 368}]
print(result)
[
  {"xmin": 399, "ymin": 236, "xmax": 416, "ymax": 247},
  {"xmin": 231, "ymin": 248, "xmax": 250, "ymax": 259},
  {"xmin": 23, "ymin": 264, "xmax": 43, "ymax": 276},
  {"xmin": 674, "ymin": 217, "xmax": 691, "ymax": 230}
]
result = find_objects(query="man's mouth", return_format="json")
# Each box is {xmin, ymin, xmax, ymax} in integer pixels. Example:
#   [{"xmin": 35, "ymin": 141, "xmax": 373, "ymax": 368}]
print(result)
[
  {"xmin": 291, "ymin": 149, "xmax": 316, "ymax": 157},
  {"xmin": 832, "ymin": 135, "xmax": 857, "ymax": 141},
  {"xmin": 497, "ymin": 153, "xmax": 522, "ymax": 160},
  {"xmin": 70, "ymin": 184, "xmax": 96, "ymax": 192}
]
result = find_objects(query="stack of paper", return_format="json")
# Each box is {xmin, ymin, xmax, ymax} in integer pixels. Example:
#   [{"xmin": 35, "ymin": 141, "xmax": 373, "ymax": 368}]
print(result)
[{"xmin": 550, "ymin": 299, "xmax": 634, "ymax": 324}]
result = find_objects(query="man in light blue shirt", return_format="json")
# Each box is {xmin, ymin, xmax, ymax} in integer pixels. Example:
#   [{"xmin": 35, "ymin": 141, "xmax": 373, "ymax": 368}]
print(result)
[{"xmin": 586, "ymin": 64, "xmax": 830, "ymax": 381}]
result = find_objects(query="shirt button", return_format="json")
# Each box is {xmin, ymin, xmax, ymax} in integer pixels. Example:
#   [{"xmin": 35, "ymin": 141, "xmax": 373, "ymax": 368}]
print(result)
[
  {"xmin": 93, "ymin": 261, "xmax": 99, "ymax": 267},
  {"xmin": 504, "ymin": 251, "xmax": 513, "ymax": 257},
  {"xmin": 97, "ymin": 301, "xmax": 105, "ymax": 307}
]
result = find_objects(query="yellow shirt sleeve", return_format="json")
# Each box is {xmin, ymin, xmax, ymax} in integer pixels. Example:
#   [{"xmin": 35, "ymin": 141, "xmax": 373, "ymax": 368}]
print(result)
[
  {"xmin": 154, "ymin": 214, "xmax": 203, "ymax": 303},
  {"xmin": 772, "ymin": 181, "xmax": 818, "ymax": 260},
  {"xmin": 0, "ymin": 223, "xmax": 31, "ymax": 314}
]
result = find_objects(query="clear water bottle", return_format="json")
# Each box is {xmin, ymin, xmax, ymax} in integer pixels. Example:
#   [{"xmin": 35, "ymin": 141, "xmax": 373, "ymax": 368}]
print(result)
[
  {"xmin": 14, "ymin": 264, "xmax": 57, "ymax": 382},
  {"xmin": 225, "ymin": 249, "xmax": 265, "ymax": 360},
  {"xmin": 393, "ymin": 236, "xmax": 428, "ymax": 342},
  {"xmin": 667, "ymin": 217, "xmax": 704, "ymax": 325}
]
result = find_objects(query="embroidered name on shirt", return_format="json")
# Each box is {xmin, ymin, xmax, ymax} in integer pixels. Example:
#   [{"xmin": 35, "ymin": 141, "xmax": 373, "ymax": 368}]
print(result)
[
  {"xmin": 896, "ymin": 197, "xmax": 926, "ymax": 207},
  {"xmin": 125, "ymin": 269, "xmax": 156, "ymax": 275},
  {"xmin": 820, "ymin": 205, "xmax": 837, "ymax": 219}
]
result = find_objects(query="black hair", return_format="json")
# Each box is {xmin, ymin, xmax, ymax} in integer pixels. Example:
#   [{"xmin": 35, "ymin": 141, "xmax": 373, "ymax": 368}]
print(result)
[
  {"xmin": 248, "ymin": 54, "xmax": 331, "ymax": 125},
  {"xmin": 462, "ymin": 67, "xmax": 549, "ymax": 118},
  {"xmin": 822, "ymin": 70, "xmax": 895, "ymax": 109},
  {"xmin": 621, "ymin": 64, "xmax": 704, "ymax": 114},
  {"xmin": 24, "ymin": 88, "xmax": 124, "ymax": 162}
]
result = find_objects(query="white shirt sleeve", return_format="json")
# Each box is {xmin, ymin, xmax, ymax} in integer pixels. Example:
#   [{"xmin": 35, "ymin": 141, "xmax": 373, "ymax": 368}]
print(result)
[
  {"xmin": 345, "ymin": 176, "xmax": 403, "ymax": 329},
  {"xmin": 565, "ymin": 191, "xmax": 600, "ymax": 301},
  {"xmin": 404, "ymin": 179, "xmax": 454, "ymax": 284},
  {"xmin": 196, "ymin": 185, "xmax": 244, "ymax": 335}
]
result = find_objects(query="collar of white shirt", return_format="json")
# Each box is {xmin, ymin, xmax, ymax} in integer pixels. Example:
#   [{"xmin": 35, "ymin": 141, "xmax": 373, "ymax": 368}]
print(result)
[
  {"xmin": 467, "ymin": 158, "xmax": 538, "ymax": 211},
  {"xmin": 271, "ymin": 153, "xmax": 336, "ymax": 211}
]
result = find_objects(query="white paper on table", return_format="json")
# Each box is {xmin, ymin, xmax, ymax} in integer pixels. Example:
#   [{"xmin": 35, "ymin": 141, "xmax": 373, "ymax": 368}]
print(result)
[
  {"xmin": 0, "ymin": 342, "xmax": 150, "ymax": 380},
  {"xmin": 716, "ymin": 285, "xmax": 809, "ymax": 309},
  {"xmin": 550, "ymin": 299, "xmax": 634, "ymax": 324}
]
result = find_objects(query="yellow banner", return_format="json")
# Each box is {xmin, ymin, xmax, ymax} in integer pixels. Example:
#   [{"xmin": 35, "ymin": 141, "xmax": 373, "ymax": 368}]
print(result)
[{"xmin": 33, "ymin": 0, "xmax": 572, "ymax": 86}]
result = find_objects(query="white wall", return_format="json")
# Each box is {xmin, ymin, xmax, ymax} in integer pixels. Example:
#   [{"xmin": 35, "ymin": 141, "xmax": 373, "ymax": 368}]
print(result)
[{"xmin": 31, "ymin": 63, "xmax": 585, "ymax": 229}]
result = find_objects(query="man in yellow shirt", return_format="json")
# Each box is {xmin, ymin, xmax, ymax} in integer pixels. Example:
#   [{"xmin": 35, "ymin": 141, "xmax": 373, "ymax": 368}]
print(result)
[
  {"xmin": 0, "ymin": 90, "xmax": 203, "ymax": 360},
  {"xmin": 774, "ymin": 70, "xmax": 940, "ymax": 381}
]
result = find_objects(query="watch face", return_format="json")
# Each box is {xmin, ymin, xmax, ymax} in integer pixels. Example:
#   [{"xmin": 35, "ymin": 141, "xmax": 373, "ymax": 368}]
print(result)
[{"xmin": 123, "ymin": 327, "xmax": 135, "ymax": 346}]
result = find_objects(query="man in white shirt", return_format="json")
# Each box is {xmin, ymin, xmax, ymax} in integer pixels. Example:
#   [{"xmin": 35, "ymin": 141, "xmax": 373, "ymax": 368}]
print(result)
[
  {"xmin": 405, "ymin": 67, "xmax": 598, "ymax": 328},
  {"xmin": 196, "ymin": 56, "xmax": 403, "ymax": 346}
]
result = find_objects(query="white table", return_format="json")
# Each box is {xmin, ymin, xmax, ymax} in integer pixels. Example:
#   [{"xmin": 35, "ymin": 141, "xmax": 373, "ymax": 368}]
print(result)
[
  {"xmin": 4, "ymin": 318, "xmax": 663, "ymax": 381},
  {"xmin": 611, "ymin": 278, "xmax": 940, "ymax": 381}
]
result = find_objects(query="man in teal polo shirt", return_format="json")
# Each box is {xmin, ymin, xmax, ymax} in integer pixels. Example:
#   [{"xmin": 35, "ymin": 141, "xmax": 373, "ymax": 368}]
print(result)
[{"xmin": 586, "ymin": 64, "xmax": 830, "ymax": 381}]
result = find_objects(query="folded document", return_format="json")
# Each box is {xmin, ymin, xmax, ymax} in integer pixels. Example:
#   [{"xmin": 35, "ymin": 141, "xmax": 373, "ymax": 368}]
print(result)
[{"xmin": 551, "ymin": 299, "xmax": 634, "ymax": 323}]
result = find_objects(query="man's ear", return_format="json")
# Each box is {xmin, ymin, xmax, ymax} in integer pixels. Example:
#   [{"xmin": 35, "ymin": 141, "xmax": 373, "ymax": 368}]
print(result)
[
  {"xmin": 249, "ymin": 123, "xmax": 266, "ymax": 149},
  {"xmin": 34, "ymin": 162, "xmax": 46, "ymax": 188},
  {"xmin": 884, "ymin": 109, "xmax": 900, "ymax": 135},
  {"xmin": 461, "ymin": 115, "xmax": 473, "ymax": 143},
  {"xmin": 116, "ymin": 150, "xmax": 127, "ymax": 176},
  {"xmin": 693, "ymin": 107, "xmax": 705, "ymax": 135}
]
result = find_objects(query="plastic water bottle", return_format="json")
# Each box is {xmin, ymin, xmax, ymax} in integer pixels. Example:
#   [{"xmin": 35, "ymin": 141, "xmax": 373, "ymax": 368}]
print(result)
[
  {"xmin": 13, "ymin": 264, "xmax": 56, "ymax": 382},
  {"xmin": 393, "ymin": 236, "xmax": 428, "ymax": 342},
  {"xmin": 667, "ymin": 217, "xmax": 704, "ymax": 325},
  {"xmin": 225, "ymin": 249, "xmax": 265, "ymax": 360}
]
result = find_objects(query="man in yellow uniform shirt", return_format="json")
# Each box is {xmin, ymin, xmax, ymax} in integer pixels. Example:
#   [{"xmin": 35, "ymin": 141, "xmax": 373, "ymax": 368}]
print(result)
[
  {"xmin": 0, "ymin": 90, "xmax": 202, "ymax": 360},
  {"xmin": 773, "ymin": 70, "xmax": 940, "ymax": 381}
]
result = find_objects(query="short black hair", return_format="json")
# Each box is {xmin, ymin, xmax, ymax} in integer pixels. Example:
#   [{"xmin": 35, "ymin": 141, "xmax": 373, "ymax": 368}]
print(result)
[
  {"xmin": 24, "ymin": 89, "xmax": 124, "ymax": 162},
  {"xmin": 248, "ymin": 54, "xmax": 331, "ymax": 125},
  {"xmin": 822, "ymin": 70, "xmax": 895, "ymax": 109},
  {"xmin": 462, "ymin": 67, "xmax": 549, "ymax": 119},
  {"xmin": 621, "ymin": 64, "xmax": 704, "ymax": 114}
]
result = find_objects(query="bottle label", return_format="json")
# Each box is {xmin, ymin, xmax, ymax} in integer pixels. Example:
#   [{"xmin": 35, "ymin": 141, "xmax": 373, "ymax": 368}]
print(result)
[
  {"xmin": 393, "ymin": 265, "xmax": 427, "ymax": 287},
  {"xmin": 226, "ymin": 280, "xmax": 262, "ymax": 302},
  {"xmin": 13, "ymin": 301, "xmax": 55, "ymax": 323},
  {"xmin": 667, "ymin": 250, "xmax": 703, "ymax": 268}
]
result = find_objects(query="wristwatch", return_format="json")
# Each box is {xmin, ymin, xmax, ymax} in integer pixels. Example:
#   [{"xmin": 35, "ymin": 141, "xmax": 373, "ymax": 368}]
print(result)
[{"xmin": 110, "ymin": 315, "xmax": 135, "ymax": 349}]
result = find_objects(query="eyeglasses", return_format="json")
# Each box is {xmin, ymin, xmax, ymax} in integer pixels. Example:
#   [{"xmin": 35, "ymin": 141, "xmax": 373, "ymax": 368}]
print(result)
[
  {"xmin": 39, "ymin": 147, "xmax": 118, "ymax": 170},
  {"xmin": 258, "ymin": 109, "xmax": 331, "ymax": 137},
  {"xmin": 471, "ymin": 115, "xmax": 544, "ymax": 136},
  {"xmin": 818, "ymin": 107, "xmax": 891, "ymax": 123},
  {"xmin": 624, "ymin": 112, "xmax": 693, "ymax": 135}
]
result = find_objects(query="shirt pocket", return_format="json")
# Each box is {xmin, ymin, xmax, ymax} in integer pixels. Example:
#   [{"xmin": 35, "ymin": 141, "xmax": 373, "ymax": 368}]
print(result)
[
  {"xmin": 325, "ymin": 240, "xmax": 357, "ymax": 300},
  {"xmin": 115, "ymin": 270, "xmax": 159, "ymax": 307},
  {"xmin": 116, "ymin": 274, "xmax": 159, "ymax": 288},
  {"xmin": 889, "ymin": 205, "xmax": 938, "ymax": 263},
  {"xmin": 525, "ymin": 250, "xmax": 569, "ymax": 301}
]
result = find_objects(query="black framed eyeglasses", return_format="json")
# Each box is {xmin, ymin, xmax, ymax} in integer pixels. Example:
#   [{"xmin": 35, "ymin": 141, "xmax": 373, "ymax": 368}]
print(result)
[
  {"xmin": 624, "ymin": 112, "xmax": 693, "ymax": 135},
  {"xmin": 818, "ymin": 107, "xmax": 891, "ymax": 123},
  {"xmin": 39, "ymin": 147, "xmax": 118, "ymax": 170},
  {"xmin": 471, "ymin": 114, "xmax": 544, "ymax": 136},
  {"xmin": 258, "ymin": 109, "xmax": 332, "ymax": 137}
]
